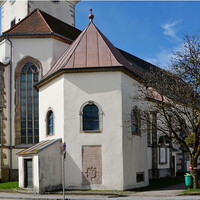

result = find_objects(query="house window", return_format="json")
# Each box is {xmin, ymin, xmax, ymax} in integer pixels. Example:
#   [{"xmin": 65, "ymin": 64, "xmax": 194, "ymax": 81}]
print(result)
[
  {"xmin": 131, "ymin": 107, "xmax": 141, "ymax": 135},
  {"xmin": 80, "ymin": 101, "xmax": 103, "ymax": 133},
  {"xmin": 20, "ymin": 62, "xmax": 39, "ymax": 144},
  {"xmin": 47, "ymin": 110, "xmax": 54, "ymax": 135},
  {"xmin": 11, "ymin": 18, "xmax": 16, "ymax": 28},
  {"xmin": 159, "ymin": 147, "xmax": 167, "ymax": 164},
  {"xmin": 136, "ymin": 172, "xmax": 144, "ymax": 182},
  {"xmin": 83, "ymin": 104, "xmax": 99, "ymax": 131}
]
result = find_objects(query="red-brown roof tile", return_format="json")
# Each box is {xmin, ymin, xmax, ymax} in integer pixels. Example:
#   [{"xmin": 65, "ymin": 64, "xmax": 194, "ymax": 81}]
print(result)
[
  {"xmin": 40, "ymin": 21, "xmax": 141, "ymax": 83},
  {"xmin": 4, "ymin": 9, "xmax": 81, "ymax": 41}
]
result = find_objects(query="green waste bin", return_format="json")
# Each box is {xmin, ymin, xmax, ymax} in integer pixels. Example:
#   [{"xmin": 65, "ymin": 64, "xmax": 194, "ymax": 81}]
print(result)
[{"xmin": 184, "ymin": 173, "xmax": 192, "ymax": 187}]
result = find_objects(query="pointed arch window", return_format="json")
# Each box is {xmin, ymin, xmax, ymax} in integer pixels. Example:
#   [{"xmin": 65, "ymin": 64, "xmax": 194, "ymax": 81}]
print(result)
[{"xmin": 20, "ymin": 62, "xmax": 39, "ymax": 144}]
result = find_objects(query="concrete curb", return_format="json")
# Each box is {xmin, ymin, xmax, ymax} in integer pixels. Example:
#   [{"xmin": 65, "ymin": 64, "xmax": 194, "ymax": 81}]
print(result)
[{"xmin": 178, "ymin": 192, "xmax": 200, "ymax": 196}]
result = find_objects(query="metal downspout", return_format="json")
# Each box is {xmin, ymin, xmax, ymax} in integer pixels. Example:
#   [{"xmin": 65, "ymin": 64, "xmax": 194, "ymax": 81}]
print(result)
[{"xmin": 6, "ymin": 34, "xmax": 13, "ymax": 181}]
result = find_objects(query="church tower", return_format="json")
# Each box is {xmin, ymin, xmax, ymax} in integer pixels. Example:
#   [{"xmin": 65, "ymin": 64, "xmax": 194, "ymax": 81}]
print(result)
[{"xmin": 0, "ymin": 0, "xmax": 79, "ymax": 34}]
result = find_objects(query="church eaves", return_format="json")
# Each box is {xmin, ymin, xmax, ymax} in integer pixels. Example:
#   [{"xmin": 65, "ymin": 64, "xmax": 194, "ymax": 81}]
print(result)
[
  {"xmin": 3, "ymin": 9, "xmax": 81, "ymax": 43},
  {"xmin": 37, "ymin": 20, "xmax": 142, "ymax": 88}
]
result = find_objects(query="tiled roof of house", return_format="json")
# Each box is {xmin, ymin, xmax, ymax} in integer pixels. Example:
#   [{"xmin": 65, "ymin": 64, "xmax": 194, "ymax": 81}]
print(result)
[
  {"xmin": 4, "ymin": 9, "xmax": 81, "ymax": 42},
  {"xmin": 38, "ymin": 21, "xmax": 143, "ymax": 85},
  {"xmin": 17, "ymin": 139, "xmax": 61, "ymax": 155}
]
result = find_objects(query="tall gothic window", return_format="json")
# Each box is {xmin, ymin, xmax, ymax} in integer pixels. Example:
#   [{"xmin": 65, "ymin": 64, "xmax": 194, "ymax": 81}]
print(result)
[{"xmin": 20, "ymin": 62, "xmax": 39, "ymax": 144}]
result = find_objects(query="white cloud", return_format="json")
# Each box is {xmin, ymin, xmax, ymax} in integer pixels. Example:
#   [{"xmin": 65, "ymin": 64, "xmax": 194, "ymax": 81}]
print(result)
[
  {"xmin": 146, "ymin": 20, "xmax": 183, "ymax": 69},
  {"xmin": 161, "ymin": 20, "xmax": 182, "ymax": 41}
]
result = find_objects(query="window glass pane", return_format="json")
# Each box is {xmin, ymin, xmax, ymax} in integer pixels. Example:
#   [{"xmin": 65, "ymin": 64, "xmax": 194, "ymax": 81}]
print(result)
[
  {"xmin": 21, "ymin": 121, "xmax": 26, "ymax": 129},
  {"xmin": 28, "ymin": 137, "xmax": 33, "ymax": 144},
  {"xmin": 21, "ymin": 106, "xmax": 26, "ymax": 113},
  {"xmin": 83, "ymin": 105, "xmax": 91, "ymax": 112},
  {"xmin": 28, "ymin": 129, "xmax": 32, "ymax": 136},
  {"xmin": 21, "ymin": 137, "xmax": 26, "ymax": 144},
  {"xmin": 21, "ymin": 65, "xmax": 28, "ymax": 73},
  {"xmin": 31, "ymin": 65, "xmax": 38, "ymax": 73},
  {"xmin": 34, "ymin": 129, "xmax": 39, "ymax": 136},
  {"xmin": 20, "ymin": 82, "xmax": 26, "ymax": 90},
  {"xmin": 21, "ymin": 128, "xmax": 26, "ymax": 136},
  {"xmin": 91, "ymin": 105, "xmax": 98, "ymax": 112},
  {"xmin": 92, "ymin": 121, "xmax": 99, "ymax": 130},
  {"xmin": 27, "ymin": 112, "xmax": 32, "ymax": 120},
  {"xmin": 21, "ymin": 111, "xmax": 26, "ymax": 120},
  {"xmin": 28, "ymin": 121, "xmax": 32, "ymax": 129},
  {"xmin": 34, "ymin": 74, "xmax": 39, "ymax": 82},
  {"xmin": 34, "ymin": 112, "xmax": 39, "ymax": 120},
  {"xmin": 27, "ymin": 83, "xmax": 32, "ymax": 89},
  {"xmin": 20, "ymin": 90, "xmax": 26, "ymax": 97},
  {"xmin": 83, "ymin": 121, "xmax": 91, "ymax": 130},
  {"xmin": 20, "ymin": 97, "xmax": 26, "ymax": 105},
  {"xmin": 35, "ymin": 121, "xmax": 39, "ymax": 129},
  {"xmin": 34, "ymin": 136, "xmax": 39, "ymax": 143}
]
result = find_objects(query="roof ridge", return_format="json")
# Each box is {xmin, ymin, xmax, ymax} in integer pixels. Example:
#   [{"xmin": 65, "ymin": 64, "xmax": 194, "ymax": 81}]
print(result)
[
  {"xmin": 39, "ymin": 9, "xmax": 80, "ymax": 31},
  {"xmin": 37, "ymin": 9, "xmax": 53, "ymax": 33},
  {"xmin": 93, "ymin": 22, "xmax": 139, "ymax": 75},
  {"xmin": 3, "ymin": 8, "xmax": 39, "ymax": 35},
  {"xmin": 42, "ymin": 23, "xmax": 91, "ymax": 79}
]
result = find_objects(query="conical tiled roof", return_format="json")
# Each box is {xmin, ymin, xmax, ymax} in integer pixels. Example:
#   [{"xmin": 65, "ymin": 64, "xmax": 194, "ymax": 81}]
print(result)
[{"xmin": 39, "ymin": 21, "xmax": 141, "ymax": 85}]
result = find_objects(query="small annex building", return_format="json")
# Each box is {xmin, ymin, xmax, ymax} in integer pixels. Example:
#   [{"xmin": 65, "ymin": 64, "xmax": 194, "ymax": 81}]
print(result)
[
  {"xmin": 18, "ymin": 13, "xmax": 150, "ymax": 192},
  {"xmin": 18, "ymin": 139, "xmax": 62, "ymax": 192}
]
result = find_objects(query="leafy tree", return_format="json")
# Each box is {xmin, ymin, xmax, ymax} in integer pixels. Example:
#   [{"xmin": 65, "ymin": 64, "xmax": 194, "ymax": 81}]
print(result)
[{"xmin": 136, "ymin": 33, "xmax": 200, "ymax": 188}]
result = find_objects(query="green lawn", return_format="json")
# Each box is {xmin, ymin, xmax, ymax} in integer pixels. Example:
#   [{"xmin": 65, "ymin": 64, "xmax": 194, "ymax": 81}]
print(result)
[
  {"xmin": 0, "ymin": 182, "xmax": 18, "ymax": 190},
  {"xmin": 182, "ymin": 188, "xmax": 200, "ymax": 193}
]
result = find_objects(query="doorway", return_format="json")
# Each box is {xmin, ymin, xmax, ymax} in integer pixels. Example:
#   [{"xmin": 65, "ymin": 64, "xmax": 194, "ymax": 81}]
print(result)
[{"xmin": 24, "ymin": 159, "xmax": 33, "ymax": 188}]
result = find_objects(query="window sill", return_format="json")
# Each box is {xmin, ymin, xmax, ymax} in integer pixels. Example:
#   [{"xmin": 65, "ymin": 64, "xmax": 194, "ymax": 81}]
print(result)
[
  {"xmin": 15, "ymin": 144, "xmax": 34, "ymax": 148},
  {"xmin": 81, "ymin": 130, "xmax": 102, "ymax": 134}
]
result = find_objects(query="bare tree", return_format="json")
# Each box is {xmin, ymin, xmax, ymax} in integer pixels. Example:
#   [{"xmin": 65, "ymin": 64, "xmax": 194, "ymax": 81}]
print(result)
[{"xmin": 134, "ymin": 33, "xmax": 200, "ymax": 188}]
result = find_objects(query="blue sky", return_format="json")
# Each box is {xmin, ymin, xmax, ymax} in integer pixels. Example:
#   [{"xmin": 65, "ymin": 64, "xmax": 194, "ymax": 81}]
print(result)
[{"xmin": 76, "ymin": 1, "xmax": 200, "ymax": 69}]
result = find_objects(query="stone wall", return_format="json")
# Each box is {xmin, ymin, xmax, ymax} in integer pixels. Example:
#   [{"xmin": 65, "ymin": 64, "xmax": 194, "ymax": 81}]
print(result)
[{"xmin": 0, "ymin": 64, "xmax": 9, "ymax": 182}]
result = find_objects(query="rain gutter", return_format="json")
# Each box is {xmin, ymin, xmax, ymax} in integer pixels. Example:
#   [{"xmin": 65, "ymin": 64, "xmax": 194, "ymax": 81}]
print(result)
[{"xmin": 5, "ymin": 32, "xmax": 74, "ymax": 43}]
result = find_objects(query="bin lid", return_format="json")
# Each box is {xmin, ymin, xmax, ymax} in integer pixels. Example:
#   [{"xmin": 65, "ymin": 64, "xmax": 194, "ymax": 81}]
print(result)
[{"xmin": 184, "ymin": 173, "xmax": 191, "ymax": 176}]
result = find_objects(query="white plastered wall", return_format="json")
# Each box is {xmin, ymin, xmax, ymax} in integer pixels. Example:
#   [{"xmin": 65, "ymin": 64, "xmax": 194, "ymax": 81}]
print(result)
[
  {"xmin": 3, "ymin": 37, "xmax": 68, "ymax": 171},
  {"xmin": 39, "ymin": 71, "xmax": 124, "ymax": 190},
  {"xmin": 121, "ymin": 72, "xmax": 149, "ymax": 189},
  {"xmin": 38, "ymin": 140, "xmax": 62, "ymax": 192},
  {"xmin": 39, "ymin": 75, "xmax": 65, "ymax": 141}
]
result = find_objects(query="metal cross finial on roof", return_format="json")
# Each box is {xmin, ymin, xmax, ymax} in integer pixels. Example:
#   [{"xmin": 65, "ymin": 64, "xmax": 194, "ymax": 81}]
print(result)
[{"xmin": 88, "ymin": 8, "xmax": 94, "ymax": 22}]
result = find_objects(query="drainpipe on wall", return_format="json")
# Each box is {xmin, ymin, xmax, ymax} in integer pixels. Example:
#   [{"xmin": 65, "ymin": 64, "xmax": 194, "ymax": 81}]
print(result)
[{"xmin": 6, "ymin": 34, "xmax": 13, "ymax": 182}]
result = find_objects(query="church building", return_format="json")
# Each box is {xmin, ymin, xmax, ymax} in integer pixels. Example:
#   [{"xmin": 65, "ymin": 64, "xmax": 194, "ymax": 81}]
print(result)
[{"xmin": 0, "ymin": 0, "xmax": 187, "ymax": 192}]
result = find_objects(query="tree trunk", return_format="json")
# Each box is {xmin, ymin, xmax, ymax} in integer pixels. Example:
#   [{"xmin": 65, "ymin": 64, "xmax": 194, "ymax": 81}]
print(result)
[{"xmin": 190, "ymin": 160, "xmax": 199, "ymax": 189}]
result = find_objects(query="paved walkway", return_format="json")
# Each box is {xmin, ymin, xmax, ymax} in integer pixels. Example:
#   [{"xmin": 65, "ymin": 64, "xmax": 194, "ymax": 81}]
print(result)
[{"xmin": 0, "ymin": 183, "xmax": 198, "ymax": 200}]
